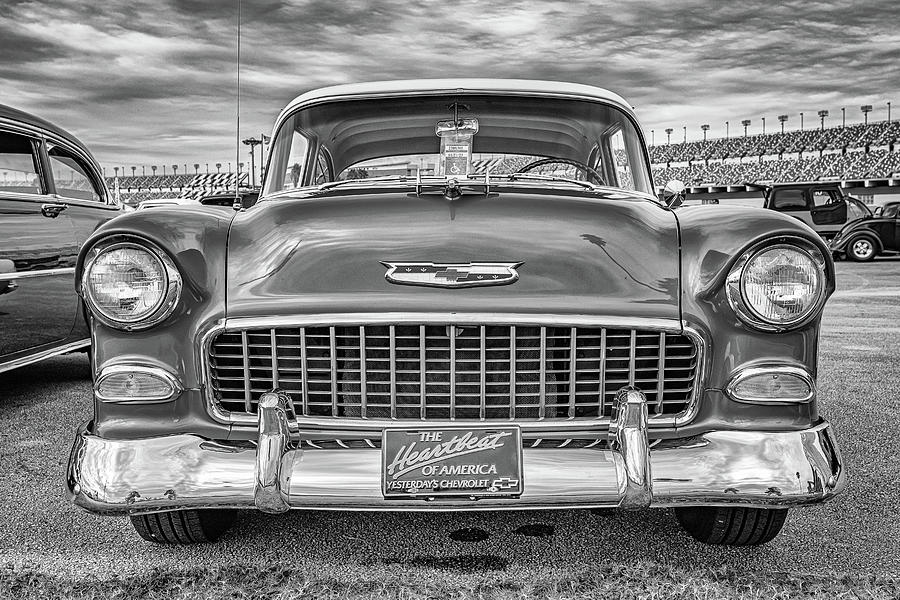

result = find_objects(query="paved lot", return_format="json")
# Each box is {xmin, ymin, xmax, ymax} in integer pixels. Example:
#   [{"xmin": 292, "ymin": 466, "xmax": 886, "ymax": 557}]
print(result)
[{"xmin": 1, "ymin": 259, "xmax": 898, "ymax": 580}]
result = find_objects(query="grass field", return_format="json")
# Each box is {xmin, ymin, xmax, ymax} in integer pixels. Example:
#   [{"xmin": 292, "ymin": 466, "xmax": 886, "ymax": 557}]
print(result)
[{"xmin": 1, "ymin": 259, "xmax": 899, "ymax": 599}]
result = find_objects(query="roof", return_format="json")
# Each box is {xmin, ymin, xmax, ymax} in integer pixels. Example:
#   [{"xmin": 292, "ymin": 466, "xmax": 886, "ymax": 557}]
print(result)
[
  {"xmin": 0, "ymin": 102, "xmax": 98, "ymax": 164},
  {"xmin": 276, "ymin": 79, "xmax": 635, "ymax": 129}
]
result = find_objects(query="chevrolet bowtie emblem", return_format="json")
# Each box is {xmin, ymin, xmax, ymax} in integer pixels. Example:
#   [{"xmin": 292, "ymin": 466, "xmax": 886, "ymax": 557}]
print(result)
[{"xmin": 381, "ymin": 261, "xmax": 523, "ymax": 288}]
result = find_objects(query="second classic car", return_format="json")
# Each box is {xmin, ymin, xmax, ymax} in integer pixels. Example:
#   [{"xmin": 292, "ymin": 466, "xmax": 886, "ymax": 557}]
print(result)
[
  {"xmin": 67, "ymin": 80, "xmax": 845, "ymax": 546},
  {"xmin": 830, "ymin": 200, "xmax": 900, "ymax": 260},
  {"xmin": 0, "ymin": 103, "xmax": 121, "ymax": 373}
]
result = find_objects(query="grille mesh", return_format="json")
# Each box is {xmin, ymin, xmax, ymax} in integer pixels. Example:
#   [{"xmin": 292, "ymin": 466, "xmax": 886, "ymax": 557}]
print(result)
[{"xmin": 208, "ymin": 324, "xmax": 698, "ymax": 421}]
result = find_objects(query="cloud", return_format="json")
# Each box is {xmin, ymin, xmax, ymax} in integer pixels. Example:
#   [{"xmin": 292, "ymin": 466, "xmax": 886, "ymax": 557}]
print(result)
[{"xmin": 0, "ymin": 0, "xmax": 897, "ymax": 171}]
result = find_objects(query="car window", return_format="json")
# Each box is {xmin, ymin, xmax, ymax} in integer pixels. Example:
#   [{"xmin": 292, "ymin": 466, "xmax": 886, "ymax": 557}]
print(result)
[
  {"xmin": 313, "ymin": 149, "xmax": 331, "ymax": 185},
  {"xmin": 772, "ymin": 189, "xmax": 805, "ymax": 209},
  {"xmin": 847, "ymin": 199, "xmax": 871, "ymax": 221},
  {"xmin": 883, "ymin": 204, "xmax": 899, "ymax": 219},
  {"xmin": 0, "ymin": 131, "xmax": 42, "ymax": 195},
  {"xmin": 47, "ymin": 145, "xmax": 102, "ymax": 202},
  {"xmin": 811, "ymin": 189, "xmax": 841, "ymax": 207},
  {"xmin": 609, "ymin": 130, "xmax": 635, "ymax": 191},
  {"xmin": 269, "ymin": 130, "xmax": 310, "ymax": 192}
]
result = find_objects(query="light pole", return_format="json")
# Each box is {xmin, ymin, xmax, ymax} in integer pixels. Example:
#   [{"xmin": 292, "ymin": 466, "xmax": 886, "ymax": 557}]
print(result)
[
  {"xmin": 131, "ymin": 166, "xmax": 136, "ymax": 177},
  {"xmin": 800, "ymin": 112, "xmax": 804, "ymax": 130},
  {"xmin": 841, "ymin": 107, "xmax": 845, "ymax": 128},
  {"xmin": 725, "ymin": 121, "xmax": 729, "ymax": 139},
  {"xmin": 683, "ymin": 126, "xmax": 687, "ymax": 143},
  {"xmin": 142, "ymin": 166, "xmax": 146, "ymax": 176},
  {"xmin": 162, "ymin": 165, "xmax": 166, "ymax": 175},
  {"xmin": 778, "ymin": 114, "xmax": 788, "ymax": 133},
  {"xmin": 194, "ymin": 163, "xmax": 200, "ymax": 174},
  {"xmin": 818, "ymin": 109, "xmax": 829, "ymax": 130},
  {"xmin": 242, "ymin": 136, "xmax": 262, "ymax": 186},
  {"xmin": 701, "ymin": 124, "xmax": 710, "ymax": 141},
  {"xmin": 665, "ymin": 128, "xmax": 673, "ymax": 144},
  {"xmin": 651, "ymin": 129, "xmax": 655, "ymax": 145},
  {"xmin": 889, "ymin": 101, "xmax": 892, "ymax": 122},
  {"xmin": 860, "ymin": 105, "xmax": 872, "ymax": 125},
  {"xmin": 762, "ymin": 117, "xmax": 766, "ymax": 135},
  {"xmin": 172, "ymin": 165, "xmax": 178, "ymax": 176},
  {"xmin": 113, "ymin": 167, "xmax": 118, "ymax": 179},
  {"xmin": 215, "ymin": 163, "xmax": 221, "ymax": 174},
  {"xmin": 741, "ymin": 119, "xmax": 751, "ymax": 137}
]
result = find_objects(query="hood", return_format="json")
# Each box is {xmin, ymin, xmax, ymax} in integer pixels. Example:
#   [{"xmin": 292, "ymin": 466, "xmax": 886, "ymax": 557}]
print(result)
[{"xmin": 225, "ymin": 190, "xmax": 681, "ymax": 322}]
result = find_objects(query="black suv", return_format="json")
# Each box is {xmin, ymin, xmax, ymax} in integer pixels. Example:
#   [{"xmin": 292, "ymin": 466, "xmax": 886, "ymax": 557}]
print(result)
[{"xmin": 760, "ymin": 182, "xmax": 871, "ymax": 241}]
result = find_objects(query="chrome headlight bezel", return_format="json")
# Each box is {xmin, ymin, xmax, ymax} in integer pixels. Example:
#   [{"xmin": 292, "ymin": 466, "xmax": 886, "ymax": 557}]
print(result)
[
  {"xmin": 81, "ymin": 238, "xmax": 182, "ymax": 331},
  {"xmin": 725, "ymin": 239, "xmax": 828, "ymax": 332}
]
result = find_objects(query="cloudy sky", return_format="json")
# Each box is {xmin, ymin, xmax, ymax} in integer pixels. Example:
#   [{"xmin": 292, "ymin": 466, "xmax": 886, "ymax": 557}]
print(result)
[{"xmin": 3, "ymin": 0, "xmax": 899, "ymax": 173}]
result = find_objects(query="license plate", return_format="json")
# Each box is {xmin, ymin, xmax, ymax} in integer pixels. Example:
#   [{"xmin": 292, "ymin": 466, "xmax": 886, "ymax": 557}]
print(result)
[{"xmin": 382, "ymin": 426, "xmax": 523, "ymax": 499}]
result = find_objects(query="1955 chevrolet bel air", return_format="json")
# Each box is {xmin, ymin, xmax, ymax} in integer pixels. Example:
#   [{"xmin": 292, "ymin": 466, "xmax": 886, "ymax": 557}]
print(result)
[{"xmin": 67, "ymin": 79, "xmax": 845, "ymax": 545}]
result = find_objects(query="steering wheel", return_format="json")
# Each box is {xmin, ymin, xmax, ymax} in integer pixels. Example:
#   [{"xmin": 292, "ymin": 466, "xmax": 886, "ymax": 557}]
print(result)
[{"xmin": 516, "ymin": 157, "xmax": 606, "ymax": 186}]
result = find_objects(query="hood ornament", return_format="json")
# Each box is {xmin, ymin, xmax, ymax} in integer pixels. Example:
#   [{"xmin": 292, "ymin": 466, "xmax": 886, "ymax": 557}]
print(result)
[{"xmin": 381, "ymin": 261, "xmax": 523, "ymax": 288}]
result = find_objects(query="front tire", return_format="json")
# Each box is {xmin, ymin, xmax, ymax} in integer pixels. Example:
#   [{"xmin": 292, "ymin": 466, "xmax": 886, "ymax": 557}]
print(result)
[
  {"xmin": 130, "ymin": 509, "xmax": 237, "ymax": 544},
  {"xmin": 675, "ymin": 506, "xmax": 788, "ymax": 546},
  {"xmin": 847, "ymin": 234, "xmax": 878, "ymax": 261}
]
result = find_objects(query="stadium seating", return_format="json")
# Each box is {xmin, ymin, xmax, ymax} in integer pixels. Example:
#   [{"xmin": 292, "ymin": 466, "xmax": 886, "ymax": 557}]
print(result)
[{"xmin": 650, "ymin": 119, "xmax": 900, "ymax": 186}]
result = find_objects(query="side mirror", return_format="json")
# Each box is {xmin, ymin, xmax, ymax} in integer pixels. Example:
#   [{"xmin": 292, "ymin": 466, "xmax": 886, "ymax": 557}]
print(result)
[{"xmin": 662, "ymin": 180, "xmax": 686, "ymax": 208}]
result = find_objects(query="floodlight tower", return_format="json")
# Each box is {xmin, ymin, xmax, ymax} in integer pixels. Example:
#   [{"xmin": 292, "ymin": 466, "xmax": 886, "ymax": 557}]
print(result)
[
  {"xmin": 817, "ymin": 110, "xmax": 829, "ymax": 130},
  {"xmin": 665, "ymin": 128, "xmax": 673, "ymax": 144},
  {"xmin": 741, "ymin": 119, "xmax": 751, "ymax": 137},
  {"xmin": 778, "ymin": 114, "xmax": 788, "ymax": 133},
  {"xmin": 701, "ymin": 124, "xmax": 710, "ymax": 141},
  {"xmin": 860, "ymin": 105, "xmax": 872, "ymax": 125}
]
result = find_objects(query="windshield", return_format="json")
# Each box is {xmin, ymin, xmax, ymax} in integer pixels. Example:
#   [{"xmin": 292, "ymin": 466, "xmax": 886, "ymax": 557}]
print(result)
[{"xmin": 263, "ymin": 94, "xmax": 652, "ymax": 196}]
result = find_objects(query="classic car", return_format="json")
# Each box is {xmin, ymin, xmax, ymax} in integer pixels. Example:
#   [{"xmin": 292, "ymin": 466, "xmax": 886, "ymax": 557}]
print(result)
[
  {"xmin": 830, "ymin": 200, "xmax": 900, "ymax": 261},
  {"xmin": 67, "ymin": 80, "xmax": 845, "ymax": 546},
  {"xmin": 0, "ymin": 103, "xmax": 122, "ymax": 373},
  {"xmin": 758, "ymin": 182, "xmax": 871, "ymax": 241}
]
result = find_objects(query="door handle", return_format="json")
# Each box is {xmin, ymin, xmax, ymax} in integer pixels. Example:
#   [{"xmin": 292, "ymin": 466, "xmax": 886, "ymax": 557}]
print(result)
[{"xmin": 41, "ymin": 203, "xmax": 67, "ymax": 218}]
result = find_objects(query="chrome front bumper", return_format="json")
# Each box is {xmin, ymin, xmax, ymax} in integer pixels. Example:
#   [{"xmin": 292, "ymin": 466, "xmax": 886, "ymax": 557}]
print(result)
[{"xmin": 67, "ymin": 389, "xmax": 845, "ymax": 515}]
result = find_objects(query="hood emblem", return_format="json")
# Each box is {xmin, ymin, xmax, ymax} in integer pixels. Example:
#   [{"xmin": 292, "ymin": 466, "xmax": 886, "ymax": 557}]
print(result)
[{"xmin": 381, "ymin": 261, "xmax": 523, "ymax": 288}]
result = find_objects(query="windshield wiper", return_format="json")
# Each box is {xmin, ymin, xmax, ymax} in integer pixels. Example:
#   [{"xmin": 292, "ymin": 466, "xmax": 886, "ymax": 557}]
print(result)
[
  {"xmin": 506, "ymin": 172, "xmax": 598, "ymax": 190},
  {"xmin": 316, "ymin": 175, "xmax": 411, "ymax": 192}
]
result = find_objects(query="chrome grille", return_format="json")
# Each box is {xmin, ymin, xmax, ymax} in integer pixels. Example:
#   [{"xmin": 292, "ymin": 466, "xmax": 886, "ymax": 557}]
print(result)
[{"xmin": 208, "ymin": 324, "xmax": 698, "ymax": 421}]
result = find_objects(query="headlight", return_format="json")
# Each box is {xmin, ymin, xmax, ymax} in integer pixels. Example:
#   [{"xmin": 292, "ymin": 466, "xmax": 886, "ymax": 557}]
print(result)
[
  {"xmin": 82, "ymin": 240, "xmax": 181, "ymax": 330},
  {"xmin": 726, "ymin": 243, "xmax": 826, "ymax": 330}
]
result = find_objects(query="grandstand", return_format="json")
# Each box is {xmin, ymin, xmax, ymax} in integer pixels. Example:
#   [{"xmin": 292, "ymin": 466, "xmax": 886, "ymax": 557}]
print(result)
[
  {"xmin": 104, "ymin": 172, "xmax": 248, "ymax": 206},
  {"xmin": 650, "ymin": 119, "xmax": 900, "ymax": 192},
  {"xmin": 107, "ymin": 119, "xmax": 899, "ymax": 205}
]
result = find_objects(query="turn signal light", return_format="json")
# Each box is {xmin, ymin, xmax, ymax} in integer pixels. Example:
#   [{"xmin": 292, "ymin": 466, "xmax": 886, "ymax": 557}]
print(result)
[
  {"xmin": 95, "ymin": 366, "xmax": 182, "ymax": 403},
  {"xmin": 726, "ymin": 367, "xmax": 814, "ymax": 404}
]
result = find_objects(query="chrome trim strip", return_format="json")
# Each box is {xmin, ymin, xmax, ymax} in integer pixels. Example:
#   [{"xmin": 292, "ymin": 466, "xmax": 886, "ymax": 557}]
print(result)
[
  {"xmin": 538, "ymin": 327, "xmax": 546, "ymax": 419},
  {"xmin": 655, "ymin": 332, "xmax": 666, "ymax": 413},
  {"xmin": 68, "ymin": 420, "xmax": 845, "ymax": 514},
  {"xmin": 567, "ymin": 327, "xmax": 576, "ymax": 419},
  {"xmin": 199, "ymin": 314, "xmax": 705, "ymax": 432},
  {"xmin": 0, "ymin": 267, "xmax": 75, "ymax": 281},
  {"xmin": 329, "ymin": 326, "xmax": 338, "ymax": 417},
  {"xmin": 241, "ymin": 331, "xmax": 251, "ymax": 412},
  {"xmin": 361, "ymin": 325, "xmax": 369, "ymax": 417},
  {"xmin": 725, "ymin": 365, "xmax": 816, "ymax": 404},
  {"xmin": 0, "ymin": 338, "xmax": 90, "ymax": 374}
]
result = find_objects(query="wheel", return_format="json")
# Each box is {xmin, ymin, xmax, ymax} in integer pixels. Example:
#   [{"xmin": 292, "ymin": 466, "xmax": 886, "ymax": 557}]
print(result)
[
  {"xmin": 516, "ymin": 157, "xmax": 606, "ymax": 186},
  {"xmin": 130, "ymin": 509, "xmax": 237, "ymax": 544},
  {"xmin": 675, "ymin": 506, "xmax": 788, "ymax": 546},
  {"xmin": 847, "ymin": 234, "xmax": 877, "ymax": 262}
]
